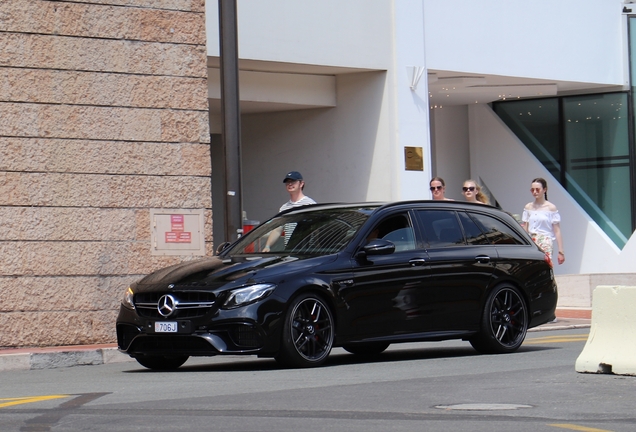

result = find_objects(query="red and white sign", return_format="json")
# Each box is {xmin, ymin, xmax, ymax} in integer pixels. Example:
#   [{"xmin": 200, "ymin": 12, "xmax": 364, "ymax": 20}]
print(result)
[
  {"xmin": 171, "ymin": 214, "xmax": 185, "ymax": 232},
  {"xmin": 165, "ymin": 231, "xmax": 192, "ymax": 243}
]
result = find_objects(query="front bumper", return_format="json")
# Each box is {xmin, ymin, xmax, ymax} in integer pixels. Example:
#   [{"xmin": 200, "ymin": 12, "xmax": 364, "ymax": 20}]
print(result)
[
  {"xmin": 116, "ymin": 299, "xmax": 284, "ymax": 357},
  {"xmin": 117, "ymin": 324, "xmax": 267, "ymax": 357}
]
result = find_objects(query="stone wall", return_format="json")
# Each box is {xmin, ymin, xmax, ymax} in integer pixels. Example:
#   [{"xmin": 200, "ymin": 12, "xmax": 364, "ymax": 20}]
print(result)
[{"xmin": 0, "ymin": 0, "xmax": 211, "ymax": 348}]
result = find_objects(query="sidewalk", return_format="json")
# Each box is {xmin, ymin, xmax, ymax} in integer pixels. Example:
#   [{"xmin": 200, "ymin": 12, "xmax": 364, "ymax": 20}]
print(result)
[
  {"xmin": 0, "ymin": 343, "xmax": 132, "ymax": 372},
  {"xmin": 0, "ymin": 310, "xmax": 591, "ymax": 372}
]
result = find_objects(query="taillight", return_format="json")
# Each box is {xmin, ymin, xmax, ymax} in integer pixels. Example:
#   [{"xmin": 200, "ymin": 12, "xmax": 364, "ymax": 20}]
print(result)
[{"xmin": 544, "ymin": 252, "xmax": 553, "ymax": 268}]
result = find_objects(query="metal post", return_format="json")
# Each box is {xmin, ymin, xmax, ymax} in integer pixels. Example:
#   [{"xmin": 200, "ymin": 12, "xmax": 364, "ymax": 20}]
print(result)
[{"xmin": 218, "ymin": 0, "xmax": 243, "ymax": 243}]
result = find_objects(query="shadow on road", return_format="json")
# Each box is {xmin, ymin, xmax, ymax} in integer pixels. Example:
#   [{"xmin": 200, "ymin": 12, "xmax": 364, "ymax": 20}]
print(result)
[{"xmin": 122, "ymin": 343, "xmax": 557, "ymax": 373}]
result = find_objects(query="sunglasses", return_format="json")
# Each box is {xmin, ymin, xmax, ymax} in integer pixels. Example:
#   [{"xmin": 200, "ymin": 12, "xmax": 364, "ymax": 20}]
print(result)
[
  {"xmin": 430, "ymin": 186, "xmax": 443, "ymax": 191},
  {"xmin": 462, "ymin": 186, "xmax": 476, "ymax": 192},
  {"xmin": 530, "ymin": 188, "xmax": 543, "ymax": 193}
]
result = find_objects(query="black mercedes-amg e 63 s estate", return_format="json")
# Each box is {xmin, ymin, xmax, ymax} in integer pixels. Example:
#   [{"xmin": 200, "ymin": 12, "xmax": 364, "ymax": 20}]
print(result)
[{"xmin": 116, "ymin": 201, "xmax": 557, "ymax": 370}]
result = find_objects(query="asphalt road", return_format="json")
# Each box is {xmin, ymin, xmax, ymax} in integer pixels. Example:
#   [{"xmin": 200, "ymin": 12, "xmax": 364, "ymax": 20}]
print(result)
[{"xmin": 1, "ymin": 328, "xmax": 634, "ymax": 432}]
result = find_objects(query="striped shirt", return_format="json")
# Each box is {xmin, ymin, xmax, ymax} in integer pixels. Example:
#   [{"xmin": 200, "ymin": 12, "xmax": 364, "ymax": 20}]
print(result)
[
  {"xmin": 279, "ymin": 196, "xmax": 316, "ymax": 212},
  {"xmin": 279, "ymin": 196, "xmax": 316, "ymax": 244}
]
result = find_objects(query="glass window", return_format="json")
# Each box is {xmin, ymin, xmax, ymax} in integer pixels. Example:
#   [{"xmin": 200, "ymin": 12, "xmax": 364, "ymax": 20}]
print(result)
[
  {"xmin": 493, "ymin": 98, "xmax": 560, "ymax": 178},
  {"xmin": 368, "ymin": 213, "xmax": 416, "ymax": 252},
  {"xmin": 229, "ymin": 207, "xmax": 375, "ymax": 255},
  {"xmin": 416, "ymin": 210, "xmax": 465, "ymax": 247},
  {"xmin": 563, "ymin": 94, "xmax": 631, "ymax": 248},
  {"xmin": 458, "ymin": 212, "xmax": 490, "ymax": 245},
  {"xmin": 494, "ymin": 90, "xmax": 633, "ymax": 249},
  {"xmin": 470, "ymin": 213, "xmax": 526, "ymax": 245}
]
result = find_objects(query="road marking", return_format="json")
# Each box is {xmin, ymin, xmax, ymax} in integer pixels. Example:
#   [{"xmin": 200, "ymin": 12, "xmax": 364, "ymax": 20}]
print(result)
[
  {"xmin": 549, "ymin": 423, "xmax": 613, "ymax": 432},
  {"xmin": 435, "ymin": 403, "xmax": 532, "ymax": 410},
  {"xmin": 0, "ymin": 395, "xmax": 69, "ymax": 408},
  {"xmin": 525, "ymin": 335, "xmax": 589, "ymax": 344}
]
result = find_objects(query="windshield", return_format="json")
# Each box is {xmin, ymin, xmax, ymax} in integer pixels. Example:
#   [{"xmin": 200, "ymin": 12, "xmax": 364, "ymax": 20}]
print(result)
[{"xmin": 226, "ymin": 206, "xmax": 378, "ymax": 256}]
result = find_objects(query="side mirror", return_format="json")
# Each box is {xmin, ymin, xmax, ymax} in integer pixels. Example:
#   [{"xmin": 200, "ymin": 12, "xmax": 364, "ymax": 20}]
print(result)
[
  {"xmin": 355, "ymin": 239, "xmax": 396, "ymax": 259},
  {"xmin": 215, "ymin": 242, "xmax": 231, "ymax": 255}
]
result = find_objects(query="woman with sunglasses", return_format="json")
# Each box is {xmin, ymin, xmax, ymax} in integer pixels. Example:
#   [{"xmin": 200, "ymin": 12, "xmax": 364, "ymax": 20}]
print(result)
[
  {"xmin": 429, "ymin": 177, "xmax": 453, "ymax": 200},
  {"xmin": 462, "ymin": 179, "xmax": 489, "ymax": 204},
  {"xmin": 522, "ymin": 177, "xmax": 565, "ymax": 266}
]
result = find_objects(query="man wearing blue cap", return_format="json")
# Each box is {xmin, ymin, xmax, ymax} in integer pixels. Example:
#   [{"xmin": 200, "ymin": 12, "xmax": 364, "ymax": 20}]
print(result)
[
  {"xmin": 262, "ymin": 171, "xmax": 316, "ymax": 252},
  {"xmin": 279, "ymin": 171, "xmax": 316, "ymax": 211}
]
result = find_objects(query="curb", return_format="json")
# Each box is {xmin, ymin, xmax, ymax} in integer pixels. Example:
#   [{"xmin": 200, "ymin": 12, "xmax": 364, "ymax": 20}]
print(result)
[
  {"xmin": 0, "ymin": 345, "xmax": 133, "ymax": 372},
  {"xmin": 527, "ymin": 323, "xmax": 591, "ymax": 332}
]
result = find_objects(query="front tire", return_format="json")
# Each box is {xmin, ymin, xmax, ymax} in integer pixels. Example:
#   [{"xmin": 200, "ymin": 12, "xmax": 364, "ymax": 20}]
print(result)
[
  {"xmin": 470, "ymin": 285, "xmax": 528, "ymax": 354},
  {"xmin": 276, "ymin": 293, "xmax": 334, "ymax": 368},
  {"xmin": 134, "ymin": 355, "xmax": 189, "ymax": 370}
]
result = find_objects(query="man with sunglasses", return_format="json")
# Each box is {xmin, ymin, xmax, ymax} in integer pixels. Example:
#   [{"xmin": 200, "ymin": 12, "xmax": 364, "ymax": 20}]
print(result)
[{"xmin": 429, "ymin": 177, "xmax": 453, "ymax": 201}]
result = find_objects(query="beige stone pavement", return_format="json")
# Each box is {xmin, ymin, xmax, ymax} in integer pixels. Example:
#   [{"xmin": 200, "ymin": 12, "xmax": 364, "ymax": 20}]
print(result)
[{"xmin": 0, "ymin": 309, "xmax": 590, "ymax": 372}]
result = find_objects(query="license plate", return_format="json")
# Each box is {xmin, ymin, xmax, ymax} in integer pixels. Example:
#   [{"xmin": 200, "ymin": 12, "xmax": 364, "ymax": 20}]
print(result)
[{"xmin": 155, "ymin": 321, "xmax": 178, "ymax": 333}]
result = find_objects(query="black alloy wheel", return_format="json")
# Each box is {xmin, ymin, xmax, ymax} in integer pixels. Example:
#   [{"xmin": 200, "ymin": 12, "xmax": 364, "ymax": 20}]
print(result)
[
  {"xmin": 134, "ymin": 355, "xmax": 189, "ymax": 370},
  {"xmin": 276, "ymin": 293, "xmax": 334, "ymax": 368},
  {"xmin": 470, "ymin": 285, "xmax": 528, "ymax": 354}
]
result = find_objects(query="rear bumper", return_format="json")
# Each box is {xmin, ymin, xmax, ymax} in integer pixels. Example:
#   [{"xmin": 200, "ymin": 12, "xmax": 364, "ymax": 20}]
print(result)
[{"xmin": 528, "ymin": 279, "xmax": 558, "ymax": 328}]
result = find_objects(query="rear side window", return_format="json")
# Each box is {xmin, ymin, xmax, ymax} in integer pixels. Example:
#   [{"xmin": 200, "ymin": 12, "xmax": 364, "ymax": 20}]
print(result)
[
  {"xmin": 469, "ymin": 213, "xmax": 527, "ymax": 245},
  {"xmin": 416, "ymin": 210, "xmax": 465, "ymax": 247},
  {"xmin": 458, "ymin": 212, "xmax": 491, "ymax": 245}
]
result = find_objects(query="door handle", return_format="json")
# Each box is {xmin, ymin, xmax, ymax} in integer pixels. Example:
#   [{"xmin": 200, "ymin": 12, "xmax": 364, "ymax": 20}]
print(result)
[
  {"xmin": 409, "ymin": 258, "xmax": 426, "ymax": 267},
  {"xmin": 475, "ymin": 255, "xmax": 491, "ymax": 263}
]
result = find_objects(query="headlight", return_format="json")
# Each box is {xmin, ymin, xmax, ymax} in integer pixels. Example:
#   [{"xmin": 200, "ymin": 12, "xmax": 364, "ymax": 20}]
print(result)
[
  {"xmin": 223, "ymin": 283, "xmax": 276, "ymax": 309},
  {"xmin": 122, "ymin": 287, "xmax": 135, "ymax": 310}
]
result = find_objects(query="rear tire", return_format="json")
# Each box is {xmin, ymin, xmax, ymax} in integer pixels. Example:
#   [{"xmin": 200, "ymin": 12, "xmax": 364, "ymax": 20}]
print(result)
[
  {"xmin": 134, "ymin": 355, "xmax": 189, "ymax": 370},
  {"xmin": 470, "ymin": 285, "xmax": 528, "ymax": 354},
  {"xmin": 276, "ymin": 293, "xmax": 334, "ymax": 368}
]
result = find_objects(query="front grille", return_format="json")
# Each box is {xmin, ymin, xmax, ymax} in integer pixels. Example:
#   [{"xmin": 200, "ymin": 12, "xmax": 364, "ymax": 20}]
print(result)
[{"xmin": 134, "ymin": 291, "xmax": 216, "ymax": 319}]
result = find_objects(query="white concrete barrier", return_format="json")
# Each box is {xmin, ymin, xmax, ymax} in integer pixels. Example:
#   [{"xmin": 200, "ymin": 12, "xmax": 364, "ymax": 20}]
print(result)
[{"xmin": 575, "ymin": 285, "xmax": 636, "ymax": 375}]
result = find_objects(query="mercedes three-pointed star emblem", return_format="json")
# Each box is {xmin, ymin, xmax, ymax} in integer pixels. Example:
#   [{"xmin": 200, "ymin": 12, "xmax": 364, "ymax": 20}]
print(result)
[{"xmin": 157, "ymin": 294, "xmax": 177, "ymax": 317}]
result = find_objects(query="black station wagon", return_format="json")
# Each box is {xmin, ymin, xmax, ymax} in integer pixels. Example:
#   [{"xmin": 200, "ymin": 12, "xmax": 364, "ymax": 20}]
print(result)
[{"xmin": 116, "ymin": 201, "xmax": 558, "ymax": 370}]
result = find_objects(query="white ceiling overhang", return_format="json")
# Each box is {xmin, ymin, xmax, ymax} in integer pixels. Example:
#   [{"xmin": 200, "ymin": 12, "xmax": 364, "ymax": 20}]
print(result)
[
  {"xmin": 427, "ymin": 70, "xmax": 625, "ymax": 108},
  {"xmin": 206, "ymin": 58, "xmax": 626, "ymax": 119}
]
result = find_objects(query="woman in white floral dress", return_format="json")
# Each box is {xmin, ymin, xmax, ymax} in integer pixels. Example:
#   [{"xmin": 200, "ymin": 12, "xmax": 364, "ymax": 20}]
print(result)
[{"xmin": 522, "ymin": 178, "xmax": 565, "ymax": 266}]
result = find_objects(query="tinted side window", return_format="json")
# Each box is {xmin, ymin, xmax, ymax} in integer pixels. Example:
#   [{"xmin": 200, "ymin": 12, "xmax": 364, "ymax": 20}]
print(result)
[
  {"xmin": 416, "ymin": 210, "xmax": 465, "ymax": 247},
  {"xmin": 367, "ymin": 213, "xmax": 417, "ymax": 251},
  {"xmin": 469, "ymin": 213, "xmax": 527, "ymax": 245},
  {"xmin": 458, "ymin": 212, "xmax": 491, "ymax": 245}
]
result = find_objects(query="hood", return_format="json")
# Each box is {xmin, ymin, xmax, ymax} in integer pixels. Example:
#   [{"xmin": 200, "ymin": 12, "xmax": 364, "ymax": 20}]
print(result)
[
  {"xmin": 135, "ymin": 257, "xmax": 225, "ymax": 287},
  {"xmin": 132, "ymin": 253, "xmax": 338, "ymax": 293}
]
